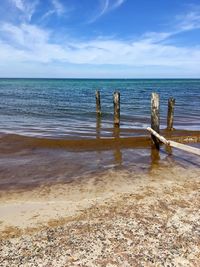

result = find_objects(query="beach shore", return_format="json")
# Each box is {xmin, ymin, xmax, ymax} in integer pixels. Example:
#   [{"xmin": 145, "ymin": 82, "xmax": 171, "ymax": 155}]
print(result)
[{"xmin": 1, "ymin": 161, "xmax": 200, "ymax": 266}]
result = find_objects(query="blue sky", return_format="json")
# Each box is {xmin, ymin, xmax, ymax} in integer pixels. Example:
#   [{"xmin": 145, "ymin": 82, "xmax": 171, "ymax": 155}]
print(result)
[{"xmin": 1, "ymin": 0, "xmax": 200, "ymax": 78}]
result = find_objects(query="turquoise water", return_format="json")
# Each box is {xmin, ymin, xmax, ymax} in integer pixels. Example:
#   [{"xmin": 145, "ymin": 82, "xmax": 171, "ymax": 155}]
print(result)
[{"xmin": 0, "ymin": 78, "xmax": 200, "ymax": 138}]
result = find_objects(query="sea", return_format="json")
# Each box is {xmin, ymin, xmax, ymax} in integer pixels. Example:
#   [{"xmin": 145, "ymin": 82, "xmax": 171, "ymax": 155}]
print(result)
[{"xmin": 0, "ymin": 78, "xmax": 200, "ymax": 190}]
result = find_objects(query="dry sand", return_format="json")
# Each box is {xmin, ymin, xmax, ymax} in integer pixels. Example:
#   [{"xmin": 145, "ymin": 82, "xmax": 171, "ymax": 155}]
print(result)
[{"xmin": 0, "ymin": 161, "xmax": 200, "ymax": 266}]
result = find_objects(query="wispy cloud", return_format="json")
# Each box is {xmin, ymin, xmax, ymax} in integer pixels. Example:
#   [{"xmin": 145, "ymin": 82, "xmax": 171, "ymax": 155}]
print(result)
[
  {"xmin": 176, "ymin": 9, "xmax": 200, "ymax": 31},
  {"xmin": 141, "ymin": 32, "xmax": 173, "ymax": 43},
  {"xmin": 40, "ymin": 10, "xmax": 55, "ymax": 21},
  {"xmin": 51, "ymin": 0, "xmax": 65, "ymax": 16},
  {"xmin": 11, "ymin": 0, "xmax": 24, "ymax": 11},
  {"xmin": 141, "ymin": 7, "xmax": 200, "ymax": 44},
  {"xmin": 113, "ymin": 0, "xmax": 126, "ymax": 9},
  {"xmin": 1, "ymin": 23, "xmax": 49, "ymax": 47},
  {"xmin": 40, "ymin": 0, "xmax": 68, "ymax": 21},
  {"xmin": 10, "ymin": 0, "xmax": 39, "ymax": 21},
  {"xmin": 88, "ymin": 0, "xmax": 126, "ymax": 23}
]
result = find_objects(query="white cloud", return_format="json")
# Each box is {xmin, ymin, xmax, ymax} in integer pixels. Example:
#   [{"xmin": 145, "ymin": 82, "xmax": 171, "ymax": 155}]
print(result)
[{"xmin": 0, "ymin": 22, "xmax": 200, "ymax": 71}]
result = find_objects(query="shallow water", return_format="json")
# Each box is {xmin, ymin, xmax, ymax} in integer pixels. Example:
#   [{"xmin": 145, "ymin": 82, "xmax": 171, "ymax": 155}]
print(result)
[{"xmin": 0, "ymin": 138, "xmax": 199, "ymax": 191}]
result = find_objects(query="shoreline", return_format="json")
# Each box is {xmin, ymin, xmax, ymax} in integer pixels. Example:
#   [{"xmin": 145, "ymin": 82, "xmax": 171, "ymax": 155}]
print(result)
[{"xmin": 0, "ymin": 161, "xmax": 199, "ymax": 232}]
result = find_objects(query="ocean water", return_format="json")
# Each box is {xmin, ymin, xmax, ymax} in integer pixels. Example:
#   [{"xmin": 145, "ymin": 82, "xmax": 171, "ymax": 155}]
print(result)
[{"xmin": 0, "ymin": 78, "xmax": 200, "ymax": 139}]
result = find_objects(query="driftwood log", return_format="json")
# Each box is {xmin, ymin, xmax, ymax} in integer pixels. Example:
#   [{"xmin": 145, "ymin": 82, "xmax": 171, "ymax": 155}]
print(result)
[{"xmin": 147, "ymin": 127, "xmax": 200, "ymax": 156}]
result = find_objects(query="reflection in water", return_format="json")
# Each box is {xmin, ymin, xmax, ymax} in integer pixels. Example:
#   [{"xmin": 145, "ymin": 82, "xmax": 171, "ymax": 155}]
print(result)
[
  {"xmin": 113, "ymin": 126, "xmax": 122, "ymax": 166},
  {"xmin": 165, "ymin": 145, "xmax": 172, "ymax": 155},
  {"xmin": 96, "ymin": 115, "xmax": 101, "ymax": 139},
  {"xmin": 150, "ymin": 145, "xmax": 160, "ymax": 171},
  {"xmin": 114, "ymin": 149, "xmax": 122, "ymax": 166},
  {"xmin": 96, "ymin": 115, "xmax": 123, "ymax": 167},
  {"xmin": 113, "ymin": 125, "xmax": 120, "ymax": 139}
]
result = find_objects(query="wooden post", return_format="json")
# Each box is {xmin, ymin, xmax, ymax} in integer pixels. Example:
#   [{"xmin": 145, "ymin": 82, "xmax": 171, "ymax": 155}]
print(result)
[
  {"xmin": 95, "ymin": 90, "xmax": 101, "ymax": 116},
  {"xmin": 151, "ymin": 92, "xmax": 160, "ymax": 149},
  {"xmin": 113, "ymin": 91, "xmax": 120, "ymax": 127},
  {"xmin": 167, "ymin": 97, "xmax": 175, "ymax": 131}
]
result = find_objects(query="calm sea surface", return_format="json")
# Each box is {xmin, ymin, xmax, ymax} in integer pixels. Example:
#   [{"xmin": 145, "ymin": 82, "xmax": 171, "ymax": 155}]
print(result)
[{"xmin": 0, "ymin": 78, "xmax": 200, "ymax": 139}]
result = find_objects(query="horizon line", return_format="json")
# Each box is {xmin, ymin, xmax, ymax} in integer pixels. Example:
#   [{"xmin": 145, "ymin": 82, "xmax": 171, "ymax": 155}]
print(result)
[{"xmin": 0, "ymin": 77, "xmax": 200, "ymax": 80}]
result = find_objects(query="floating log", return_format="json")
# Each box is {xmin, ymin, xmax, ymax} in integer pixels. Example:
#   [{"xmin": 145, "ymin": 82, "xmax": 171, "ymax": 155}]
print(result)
[
  {"xmin": 147, "ymin": 127, "xmax": 200, "ymax": 156},
  {"xmin": 95, "ymin": 90, "xmax": 101, "ymax": 115},
  {"xmin": 167, "ymin": 97, "xmax": 175, "ymax": 131},
  {"xmin": 151, "ymin": 92, "xmax": 160, "ymax": 149},
  {"xmin": 113, "ymin": 91, "xmax": 120, "ymax": 127}
]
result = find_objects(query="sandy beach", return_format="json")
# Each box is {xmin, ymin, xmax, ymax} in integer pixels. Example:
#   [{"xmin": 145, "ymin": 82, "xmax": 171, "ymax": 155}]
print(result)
[{"xmin": 1, "ymin": 159, "xmax": 200, "ymax": 266}]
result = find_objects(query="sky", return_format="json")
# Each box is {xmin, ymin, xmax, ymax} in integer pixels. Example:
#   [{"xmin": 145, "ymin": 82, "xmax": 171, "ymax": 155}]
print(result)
[{"xmin": 1, "ymin": 0, "xmax": 200, "ymax": 78}]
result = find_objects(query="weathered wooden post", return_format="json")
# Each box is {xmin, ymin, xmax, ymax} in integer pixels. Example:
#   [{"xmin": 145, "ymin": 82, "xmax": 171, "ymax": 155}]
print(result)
[
  {"xmin": 95, "ymin": 90, "xmax": 101, "ymax": 116},
  {"xmin": 113, "ymin": 91, "xmax": 120, "ymax": 127},
  {"xmin": 151, "ymin": 92, "xmax": 160, "ymax": 149},
  {"xmin": 167, "ymin": 97, "xmax": 175, "ymax": 131}
]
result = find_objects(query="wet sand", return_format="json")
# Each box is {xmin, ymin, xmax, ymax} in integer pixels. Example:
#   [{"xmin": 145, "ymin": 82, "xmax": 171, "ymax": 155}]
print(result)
[{"xmin": 0, "ymin": 162, "xmax": 199, "ymax": 231}]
